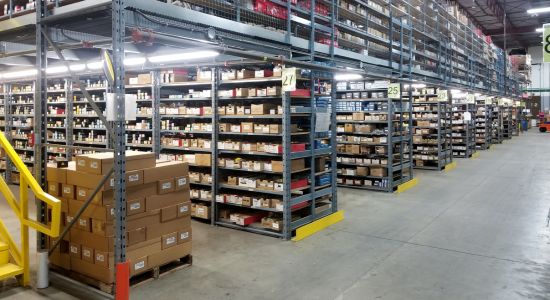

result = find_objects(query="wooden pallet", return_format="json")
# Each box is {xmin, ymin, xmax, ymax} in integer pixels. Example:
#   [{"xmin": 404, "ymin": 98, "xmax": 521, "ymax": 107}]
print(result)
[{"xmin": 51, "ymin": 255, "xmax": 193, "ymax": 295}]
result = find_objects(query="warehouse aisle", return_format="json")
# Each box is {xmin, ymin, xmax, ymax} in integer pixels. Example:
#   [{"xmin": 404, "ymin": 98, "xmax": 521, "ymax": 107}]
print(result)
[{"xmin": 0, "ymin": 130, "xmax": 549, "ymax": 300}]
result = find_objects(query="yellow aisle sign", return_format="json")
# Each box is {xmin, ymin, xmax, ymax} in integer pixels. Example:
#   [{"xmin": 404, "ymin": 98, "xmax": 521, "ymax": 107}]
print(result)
[
  {"xmin": 388, "ymin": 83, "xmax": 400, "ymax": 99},
  {"xmin": 282, "ymin": 67, "xmax": 297, "ymax": 92},
  {"xmin": 544, "ymin": 24, "xmax": 550, "ymax": 63}
]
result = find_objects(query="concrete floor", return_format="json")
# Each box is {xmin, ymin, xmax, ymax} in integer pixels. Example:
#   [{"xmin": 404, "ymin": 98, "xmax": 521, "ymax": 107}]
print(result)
[{"xmin": 0, "ymin": 130, "xmax": 549, "ymax": 299}]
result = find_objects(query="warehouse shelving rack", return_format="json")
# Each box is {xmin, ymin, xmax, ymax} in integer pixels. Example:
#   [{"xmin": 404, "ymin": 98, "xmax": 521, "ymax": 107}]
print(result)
[
  {"xmin": 502, "ymin": 105, "xmax": 513, "ymax": 139},
  {"xmin": 0, "ymin": 85, "xmax": 7, "ymax": 179},
  {"xmin": 474, "ymin": 97, "xmax": 492, "ymax": 150},
  {"xmin": 0, "ymin": 0, "xmax": 524, "ymax": 294},
  {"xmin": 451, "ymin": 102, "xmax": 476, "ymax": 158},
  {"xmin": 335, "ymin": 80, "xmax": 413, "ymax": 192},
  {"xmin": 411, "ymin": 88, "xmax": 452, "ymax": 171},
  {"xmin": 491, "ymin": 103, "xmax": 504, "ymax": 144}
]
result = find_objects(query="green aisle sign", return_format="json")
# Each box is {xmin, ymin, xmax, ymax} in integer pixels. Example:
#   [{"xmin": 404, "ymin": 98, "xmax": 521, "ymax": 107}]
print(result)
[
  {"xmin": 281, "ymin": 67, "xmax": 297, "ymax": 92},
  {"xmin": 388, "ymin": 83, "xmax": 400, "ymax": 99},
  {"xmin": 544, "ymin": 24, "xmax": 550, "ymax": 63},
  {"xmin": 437, "ymin": 90, "xmax": 448, "ymax": 102}
]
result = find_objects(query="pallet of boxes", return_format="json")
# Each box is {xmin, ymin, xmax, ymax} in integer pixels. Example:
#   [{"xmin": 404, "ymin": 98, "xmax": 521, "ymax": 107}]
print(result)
[{"xmin": 46, "ymin": 151, "xmax": 192, "ymax": 293}]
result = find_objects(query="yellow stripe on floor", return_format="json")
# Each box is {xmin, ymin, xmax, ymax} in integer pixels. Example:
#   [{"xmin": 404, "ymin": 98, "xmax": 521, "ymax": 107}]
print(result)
[
  {"xmin": 444, "ymin": 162, "xmax": 457, "ymax": 172},
  {"xmin": 395, "ymin": 178, "xmax": 418, "ymax": 194},
  {"xmin": 471, "ymin": 152, "xmax": 480, "ymax": 159},
  {"xmin": 292, "ymin": 210, "xmax": 344, "ymax": 242}
]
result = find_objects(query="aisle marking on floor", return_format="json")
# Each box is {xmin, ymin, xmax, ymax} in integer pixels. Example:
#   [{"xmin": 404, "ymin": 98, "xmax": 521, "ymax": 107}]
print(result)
[
  {"xmin": 444, "ymin": 162, "xmax": 457, "ymax": 172},
  {"xmin": 292, "ymin": 210, "xmax": 344, "ymax": 242},
  {"xmin": 471, "ymin": 152, "xmax": 480, "ymax": 159},
  {"xmin": 395, "ymin": 178, "xmax": 418, "ymax": 194}
]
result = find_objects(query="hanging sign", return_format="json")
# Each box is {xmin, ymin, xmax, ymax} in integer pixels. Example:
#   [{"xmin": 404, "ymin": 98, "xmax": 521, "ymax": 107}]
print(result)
[
  {"xmin": 388, "ymin": 83, "xmax": 400, "ymax": 99},
  {"xmin": 544, "ymin": 24, "xmax": 550, "ymax": 63},
  {"xmin": 437, "ymin": 90, "xmax": 448, "ymax": 102},
  {"xmin": 281, "ymin": 67, "xmax": 297, "ymax": 92}
]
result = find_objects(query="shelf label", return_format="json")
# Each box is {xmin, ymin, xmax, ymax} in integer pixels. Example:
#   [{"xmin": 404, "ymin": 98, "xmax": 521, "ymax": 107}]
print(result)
[
  {"xmin": 388, "ymin": 83, "xmax": 400, "ymax": 99},
  {"xmin": 282, "ymin": 67, "xmax": 297, "ymax": 92},
  {"xmin": 437, "ymin": 90, "xmax": 448, "ymax": 102},
  {"xmin": 544, "ymin": 24, "xmax": 550, "ymax": 63},
  {"xmin": 466, "ymin": 94, "xmax": 475, "ymax": 104}
]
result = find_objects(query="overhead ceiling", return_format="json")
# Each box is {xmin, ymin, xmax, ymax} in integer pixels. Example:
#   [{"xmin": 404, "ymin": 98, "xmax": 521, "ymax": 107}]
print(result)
[{"xmin": 455, "ymin": 0, "xmax": 550, "ymax": 50}]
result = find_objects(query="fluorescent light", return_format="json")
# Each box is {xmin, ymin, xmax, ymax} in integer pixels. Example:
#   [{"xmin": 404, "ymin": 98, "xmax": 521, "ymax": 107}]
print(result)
[
  {"xmin": 450, "ymin": 89, "xmax": 462, "ymax": 94},
  {"xmin": 474, "ymin": 93, "xmax": 481, "ymax": 96},
  {"xmin": 411, "ymin": 83, "xmax": 426, "ymax": 88},
  {"xmin": 148, "ymin": 50, "xmax": 219, "ymax": 63},
  {"xmin": 4, "ymin": 69, "xmax": 37, "ymax": 79},
  {"xmin": 527, "ymin": 7, "xmax": 550, "ymax": 14},
  {"xmin": 70, "ymin": 64, "xmax": 86, "ymax": 72},
  {"xmin": 536, "ymin": 28, "xmax": 544, "ymax": 32},
  {"xmin": 334, "ymin": 73, "xmax": 363, "ymax": 81},
  {"xmin": 87, "ymin": 61, "xmax": 103, "ymax": 70},
  {"xmin": 124, "ymin": 57, "xmax": 146, "ymax": 66},
  {"xmin": 46, "ymin": 66, "xmax": 68, "ymax": 74}
]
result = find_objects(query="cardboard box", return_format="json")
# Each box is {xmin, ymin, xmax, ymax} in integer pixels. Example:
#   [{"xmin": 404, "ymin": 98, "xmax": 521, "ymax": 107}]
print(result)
[
  {"xmin": 352, "ymin": 112, "xmax": 365, "ymax": 121},
  {"xmin": 370, "ymin": 167, "xmax": 388, "ymax": 177},
  {"xmin": 161, "ymin": 205, "xmax": 178, "ymax": 222},
  {"xmin": 143, "ymin": 160, "xmax": 189, "ymax": 183},
  {"xmin": 81, "ymin": 246, "xmax": 94, "ymax": 263},
  {"xmin": 48, "ymin": 182, "xmax": 61, "ymax": 197},
  {"xmin": 137, "ymin": 73, "xmax": 152, "ymax": 85},
  {"xmin": 68, "ymin": 168, "xmax": 144, "ymax": 191},
  {"xmin": 69, "ymin": 243, "xmax": 81, "ymax": 259},
  {"xmin": 47, "ymin": 165, "xmax": 67, "ymax": 183},
  {"xmin": 241, "ymin": 122, "xmax": 254, "ymax": 133},
  {"xmin": 251, "ymin": 104, "xmax": 276, "ymax": 115},
  {"xmin": 76, "ymin": 151, "xmax": 155, "ymax": 175},
  {"xmin": 271, "ymin": 159, "xmax": 305, "ymax": 173},
  {"xmin": 158, "ymin": 179, "xmax": 175, "ymax": 195},
  {"xmin": 127, "ymin": 198, "xmax": 146, "ymax": 216},
  {"xmin": 130, "ymin": 256, "xmax": 148, "ymax": 276},
  {"xmin": 177, "ymin": 202, "xmax": 191, "ymax": 217},
  {"xmin": 357, "ymin": 166, "xmax": 369, "ymax": 176},
  {"xmin": 195, "ymin": 154, "xmax": 211, "ymax": 166},
  {"xmin": 146, "ymin": 191, "xmax": 190, "ymax": 211},
  {"xmin": 193, "ymin": 204, "xmax": 210, "ymax": 219},
  {"xmin": 177, "ymin": 227, "xmax": 192, "ymax": 244},
  {"xmin": 61, "ymin": 184, "xmax": 75, "ymax": 200},
  {"xmin": 162, "ymin": 232, "xmax": 178, "ymax": 250},
  {"xmin": 237, "ymin": 69, "xmax": 255, "ymax": 79}
]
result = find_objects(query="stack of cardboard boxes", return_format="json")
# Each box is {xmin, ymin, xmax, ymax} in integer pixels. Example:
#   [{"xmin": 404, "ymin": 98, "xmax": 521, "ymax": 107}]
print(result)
[{"xmin": 46, "ymin": 151, "xmax": 192, "ymax": 285}]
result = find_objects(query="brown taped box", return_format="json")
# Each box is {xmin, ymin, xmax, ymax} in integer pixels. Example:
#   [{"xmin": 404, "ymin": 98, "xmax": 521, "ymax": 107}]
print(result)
[
  {"xmin": 47, "ymin": 164, "xmax": 67, "ymax": 184},
  {"xmin": 48, "ymin": 182, "xmax": 61, "ymax": 197},
  {"xmin": 71, "ymin": 217, "xmax": 191, "ymax": 252},
  {"xmin": 69, "ymin": 198, "xmax": 151, "ymax": 223},
  {"xmin": 162, "ymin": 232, "xmax": 178, "ymax": 250},
  {"xmin": 96, "ymin": 239, "xmax": 162, "ymax": 269},
  {"xmin": 75, "ymin": 151, "xmax": 155, "ymax": 175},
  {"xmin": 251, "ymin": 104, "xmax": 276, "ymax": 115},
  {"xmin": 67, "ymin": 165, "xmax": 144, "ymax": 191},
  {"xmin": 61, "ymin": 184, "xmax": 75, "ymax": 200},
  {"xmin": 370, "ymin": 167, "xmax": 388, "ymax": 177},
  {"xmin": 143, "ymin": 161, "xmax": 189, "ymax": 184},
  {"xmin": 271, "ymin": 159, "xmax": 305, "ymax": 173},
  {"xmin": 71, "ymin": 240, "xmax": 191, "ymax": 284},
  {"xmin": 76, "ymin": 183, "xmax": 157, "ymax": 206},
  {"xmin": 146, "ymin": 190, "xmax": 190, "ymax": 211},
  {"xmin": 157, "ymin": 179, "xmax": 175, "ymax": 195}
]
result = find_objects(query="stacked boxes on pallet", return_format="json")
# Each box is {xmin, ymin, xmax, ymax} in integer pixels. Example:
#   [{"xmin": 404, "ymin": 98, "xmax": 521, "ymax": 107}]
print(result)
[{"xmin": 46, "ymin": 150, "xmax": 192, "ymax": 285}]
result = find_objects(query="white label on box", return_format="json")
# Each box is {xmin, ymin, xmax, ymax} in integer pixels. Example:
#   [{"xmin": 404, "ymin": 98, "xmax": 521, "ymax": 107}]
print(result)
[
  {"xmin": 67, "ymin": 216, "xmax": 74, "ymax": 223},
  {"xmin": 110, "ymin": 208, "xmax": 115, "ymax": 216},
  {"xmin": 70, "ymin": 246, "xmax": 78, "ymax": 254},
  {"xmin": 129, "ymin": 174, "xmax": 139, "ymax": 182},
  {"xmin": 178, "ymin": 178, "xmax": 187, "ymax": 186},
  {"xmin": 276, "ymin": 203, "xmax": 283, "ymax": 211},
  {"xmin": 166, "ymin": 237, "xmax": 177, "ymax": 245},
  {"xmin": 180, "ymin": 232, "xmax": 189, "ymax": 240},
  {"xmin": 110, "ymin": 178, "xmax": 115, "ymax": 187},
  {"xmin": 130, "ymin": 202, "xmax": 141, "ymax": 211},
  {"xmin": 162, "ymin": 182, "xmax": 172, "ymax": 190},
  {"xmin": 50, "ymin": 185, "xmax": 57, "ymax": 191},
  {"xmin": 78, "ymin": 159, "xmax": 86, "ymax": 166},
  {"xmin": 273, "ymin": 222, "xmax": 279, "ymax": 230},
  {"xmin": 96, "ymin": 254, "xmax": 105, "ymax": 262},
  {"xmin": 78, "ymin": 190, "xmax": 86, "ymax": 197},
  {"xmin": 179, "ymin": 205, "xmax": 188, "ymax": 213},
  {"xmin": 135, "ymin": 261, "xmax": 145, "ymax": 270},
  {"xmin": 79, "ymin": 219, "xmax": 87, "ymax": 226},
  {"xmin": 90, "ymin": 161, "xmax": 99, "ymax": 169},
  {"xmin": 197, "ymin": 208, "xmax": 205, "ymax": 214},
  {"xmin": 83, "ymin": 249, "xmax": 91, "ymax": 258},
  {"xmin": 63, "ymin": 187, "xmax": 71, "ymax": 194}
]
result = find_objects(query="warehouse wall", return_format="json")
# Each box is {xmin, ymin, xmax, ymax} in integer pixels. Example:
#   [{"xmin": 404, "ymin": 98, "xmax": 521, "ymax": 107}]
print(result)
[{"xmin": 528, "ymin": 46, "xmax": 550, "ymax": 112}]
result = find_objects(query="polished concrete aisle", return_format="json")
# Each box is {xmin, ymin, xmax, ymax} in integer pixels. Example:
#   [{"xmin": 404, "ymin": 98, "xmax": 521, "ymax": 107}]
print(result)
[{"xmin": 1, "ymin": 130, "xmax": 549, "ymax": 300}]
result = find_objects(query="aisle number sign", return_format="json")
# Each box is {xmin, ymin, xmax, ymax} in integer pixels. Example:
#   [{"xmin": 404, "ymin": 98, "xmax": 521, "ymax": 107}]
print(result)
[
  {"xmin": 388, "ymin": 83, "xmax": 400, "ymax": 99},
  {"xmin": 282, "ymin": 67, "xmax": 297, "ymax": 92},
  {"xmin": 437, "ymin": 90, "xmax": 448, "ymax": 102},
  {"xmin": 544, "ymin": 24, "xmax": 550, "ymax": 63},
  {"xmin": 466, "ymin": 94, "xmax": 475, "ymax": 103}
]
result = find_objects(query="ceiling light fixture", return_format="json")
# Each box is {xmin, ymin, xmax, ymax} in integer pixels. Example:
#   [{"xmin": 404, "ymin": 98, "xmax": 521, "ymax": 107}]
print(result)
[
  {"xmin": 411, "ymin": 83, "xmax": 426, "ymax": 88},
  {"xmin": 527, "ymin": 7, "xmax": 550, "ymax": 14},
  {"xmin": 69, "ymin": 64, "xmax": 86, "ymax": 72},
  {"xmin": 3, "ymin": 69, "xmax": 37, "ymax": 79},
  {"xmin": 124, "ymin": 57, "xmax": 146, "ymax": 66},
  {"xmin": 87, "ymin": 61, "xmax": 104, "ymax": 70},
  {"xmin": 46, "ymin": 66, "xmax": 68, "ymax": 74},
  {"xmin": 147, "ymin": 50, "xmax": 219, "ymax": 63},
  {"xmin": 334, "ymin": 73, "xmax": 363, "ymax": 81}
]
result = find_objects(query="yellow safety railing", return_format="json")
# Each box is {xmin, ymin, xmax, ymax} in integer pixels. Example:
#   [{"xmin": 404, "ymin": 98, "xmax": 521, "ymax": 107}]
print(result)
[{"xmin": 0, "ymin": 132, "xmax": 61, "ymax": 286}]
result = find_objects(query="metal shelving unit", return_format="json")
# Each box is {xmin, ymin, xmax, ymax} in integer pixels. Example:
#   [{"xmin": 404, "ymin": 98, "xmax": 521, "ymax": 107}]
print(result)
[
  {"xmin": 475, "ymin": 97, "xmax": 492, "ymax": 150},
  {"xmin": 451, "ymin": 102, "xmax": 476, "ymax": 158},
  {"xmin": 491, "ymin": 103, "xmax": 504, "ymax": 144},
  {"xmin": 335, "ymin": 79, "xmax": 413, "ymax": 192},
  {"xmin": 411, "ymin": 88, "xmax": 452, "ymax": 171},
  {"xmin": 502, "ymin": 105, "xmax": 513, "ymax": 139},
  {"xmin": 214, "ymin": 67, "xmax": 337, "ymax": 239}
]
